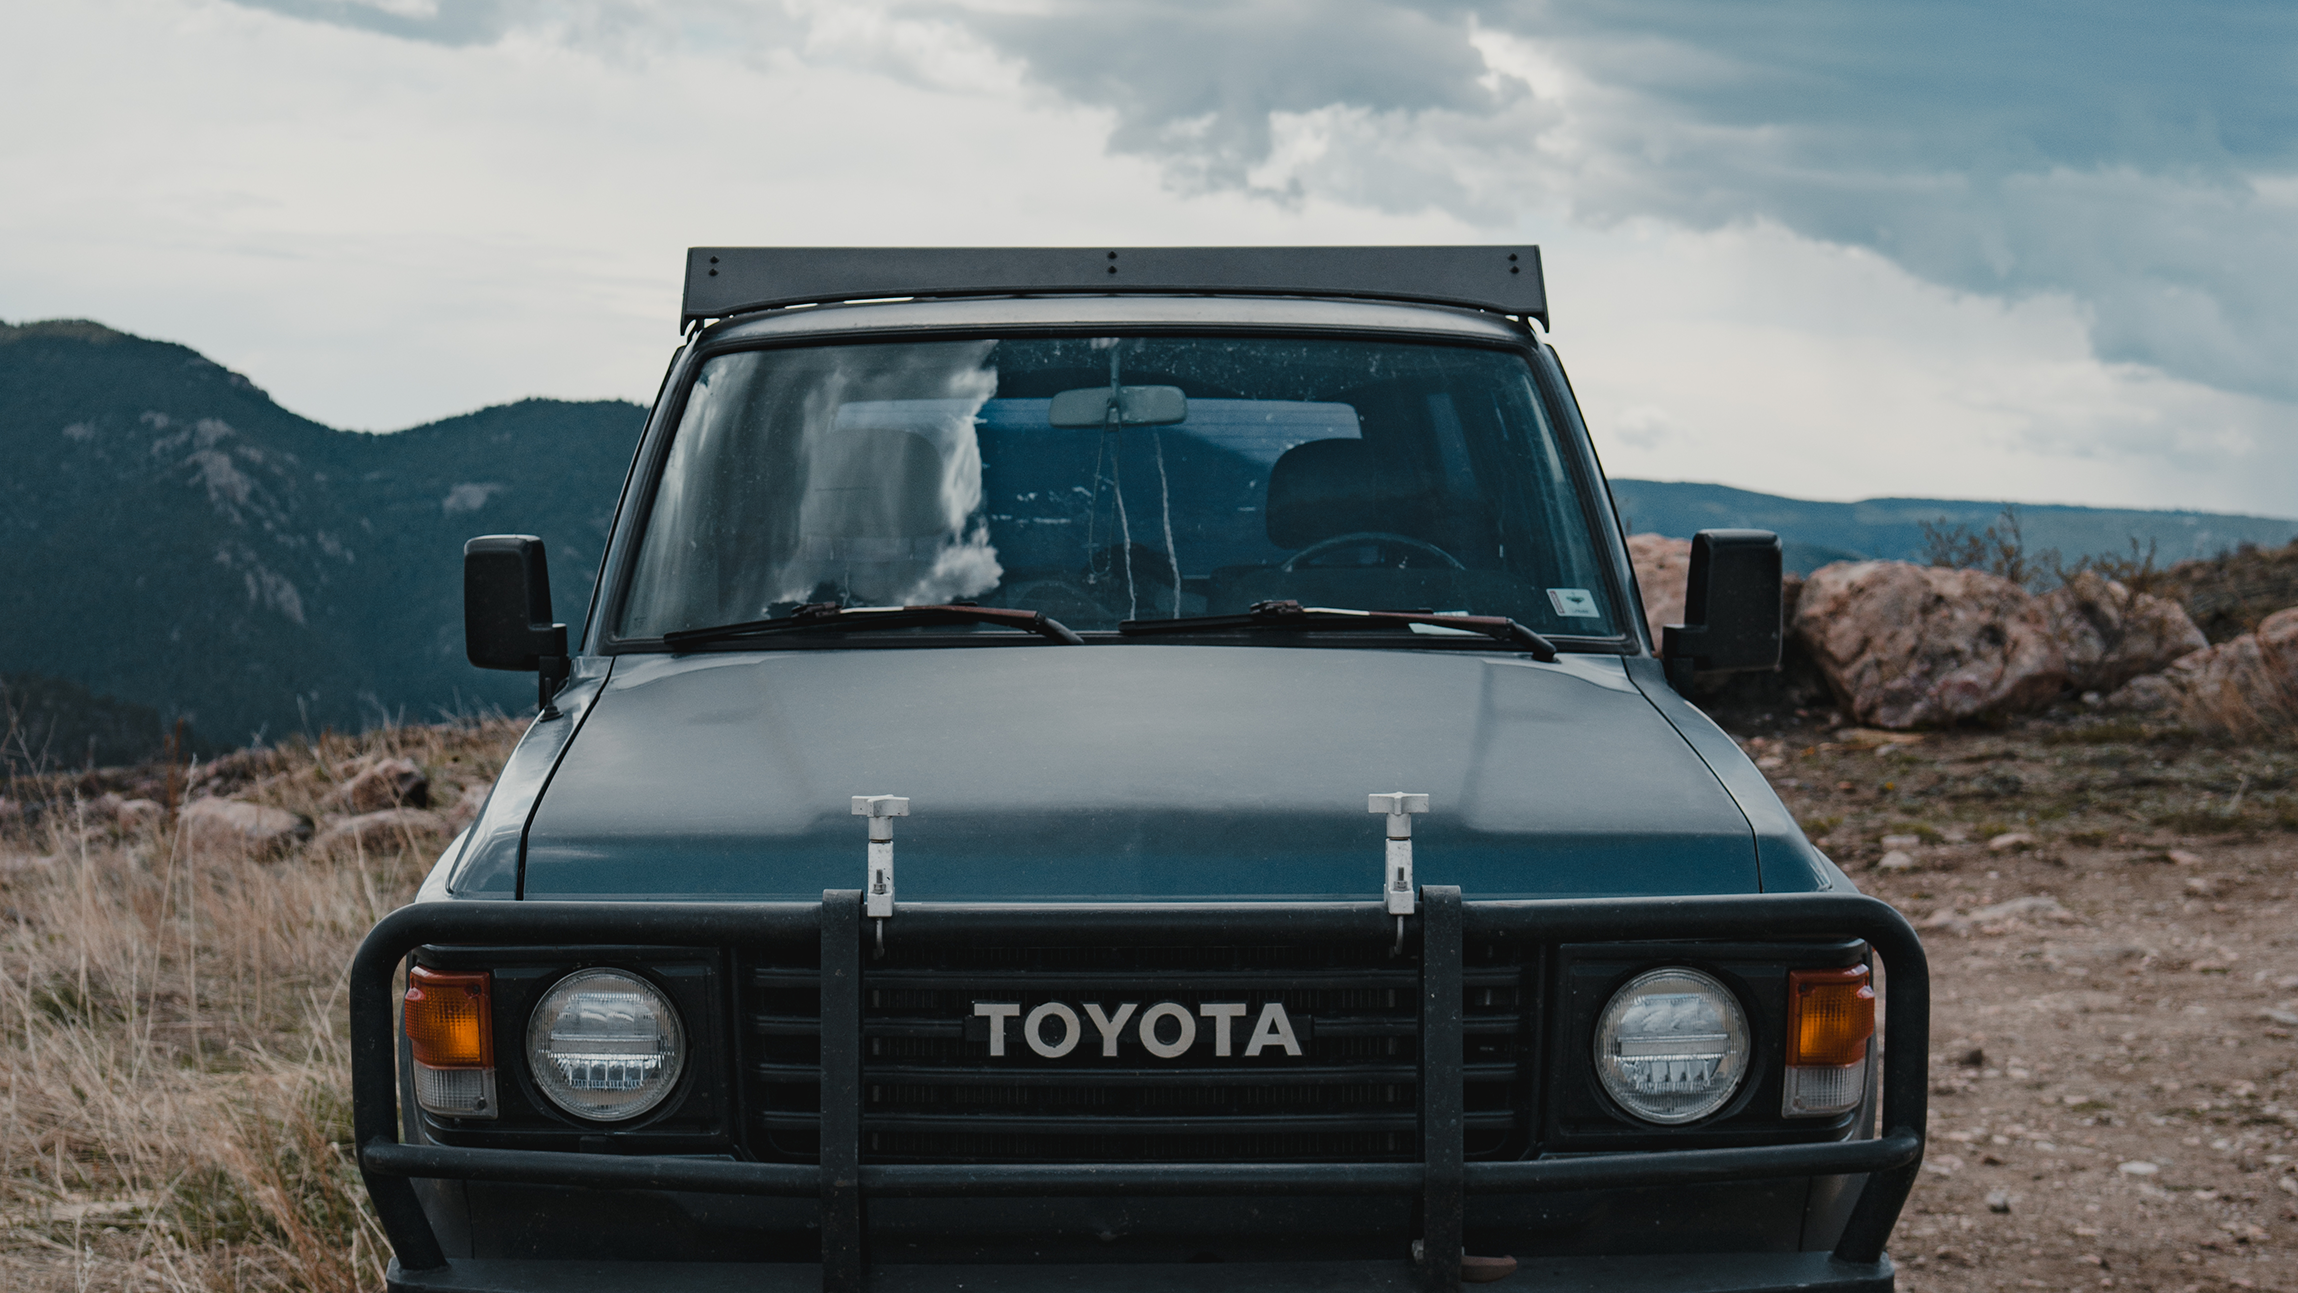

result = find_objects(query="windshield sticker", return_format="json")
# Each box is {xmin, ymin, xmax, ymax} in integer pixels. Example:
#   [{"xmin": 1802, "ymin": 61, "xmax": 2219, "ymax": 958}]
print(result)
[{"xmin": 1546, "ymin": 588, "xmax": 1601, "ymax": 618}]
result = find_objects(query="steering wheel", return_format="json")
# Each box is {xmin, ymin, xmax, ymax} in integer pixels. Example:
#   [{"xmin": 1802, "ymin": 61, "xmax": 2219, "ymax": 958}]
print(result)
[{"xmin": 1280, "ymin": 531, "xmax": 1466, "ymax": 573}]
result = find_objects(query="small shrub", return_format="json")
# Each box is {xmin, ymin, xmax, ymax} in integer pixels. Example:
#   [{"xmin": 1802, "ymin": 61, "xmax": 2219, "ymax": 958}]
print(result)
[
  {"xmin": 1920, "ymin": 507, "xmax": 2059, "ymax": 592},
  {"xmin": 2065, "ymin": 536, "xmax": 2169, "ymax": 595}
]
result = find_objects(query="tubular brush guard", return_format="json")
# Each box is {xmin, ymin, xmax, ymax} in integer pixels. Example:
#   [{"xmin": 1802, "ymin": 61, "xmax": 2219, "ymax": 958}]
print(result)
[{"xmin": 351, "ymin": 891, "xmax": 1927, "ymax": 1291}]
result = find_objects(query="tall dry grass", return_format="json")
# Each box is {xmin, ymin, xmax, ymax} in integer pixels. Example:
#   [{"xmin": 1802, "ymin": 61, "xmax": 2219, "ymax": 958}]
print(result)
[{"xmin": 0, "ymin": 720, "xmax": 521, "ymax": 1292}]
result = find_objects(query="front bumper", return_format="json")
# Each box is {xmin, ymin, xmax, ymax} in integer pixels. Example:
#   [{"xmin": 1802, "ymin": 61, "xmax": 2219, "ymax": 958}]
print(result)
[
  {"xmin": 388, "ymin": 1251, "xmax": 1894, "ymax": 1293},
  {"xmin": 352, "ymin": 890, "xmax": 1927, "ymax": 1292}
]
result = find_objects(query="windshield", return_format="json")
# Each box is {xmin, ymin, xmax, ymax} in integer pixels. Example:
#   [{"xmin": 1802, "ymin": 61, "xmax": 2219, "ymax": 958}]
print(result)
[{"xmin": 616, "ymin": 335, "xmax": 1623, "ymax": 641}]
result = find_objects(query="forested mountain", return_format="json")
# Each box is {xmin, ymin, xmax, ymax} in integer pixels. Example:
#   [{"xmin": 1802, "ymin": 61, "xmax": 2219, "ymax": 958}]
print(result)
[{"xmin": 0, "ymin": 319, "xmax": 642, "ymax": 753}]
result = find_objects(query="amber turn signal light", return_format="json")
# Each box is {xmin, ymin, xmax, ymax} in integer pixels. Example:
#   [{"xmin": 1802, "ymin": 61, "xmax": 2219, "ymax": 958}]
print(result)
[
  {"xmin": 1786, "ymin": 965, "xmax": 1874, "ymax": 1068},
  {"xmin": 405, "ymin": 966, "xmax": 494, "ymax": 1069}
]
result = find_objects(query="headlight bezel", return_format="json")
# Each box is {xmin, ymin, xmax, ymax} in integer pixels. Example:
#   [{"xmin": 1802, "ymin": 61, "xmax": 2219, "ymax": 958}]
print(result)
[{"xmin": 1545, "ymin": 940, "xmax": 1872, "ymax": 1153}]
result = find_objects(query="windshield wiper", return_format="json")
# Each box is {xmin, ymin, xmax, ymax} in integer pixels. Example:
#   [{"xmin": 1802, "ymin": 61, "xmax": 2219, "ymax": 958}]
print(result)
[
  {"xmin": 662, "ymin": 603, "xmax": 1085, "ymax": 650},
  {"xmin": 1118, "ymin": 600, "xmax": 1558, "ymax": 661}
]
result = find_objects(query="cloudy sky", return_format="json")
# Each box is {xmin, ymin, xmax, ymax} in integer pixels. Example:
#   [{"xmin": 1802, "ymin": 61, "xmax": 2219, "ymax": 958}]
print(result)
[{"xmin": 4, "ymin": 0, "xmax": 2295, "ymax": 517}]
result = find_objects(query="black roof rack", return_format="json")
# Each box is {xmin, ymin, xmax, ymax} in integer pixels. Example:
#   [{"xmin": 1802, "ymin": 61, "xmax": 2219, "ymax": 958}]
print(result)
[{"xmin": 681, "ymin": 246, "xmax": 1545, "ymax": 330}]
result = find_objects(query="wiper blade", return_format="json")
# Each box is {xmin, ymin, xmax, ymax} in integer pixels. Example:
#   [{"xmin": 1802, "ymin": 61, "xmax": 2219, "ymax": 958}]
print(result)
[
  {"xmin": 1118, "ymin": 600, "xmax": 1558, "ymax": 662},
  {"xmin": 662, "ymin": 603, "xmax": 1085, "ymax": 650}
]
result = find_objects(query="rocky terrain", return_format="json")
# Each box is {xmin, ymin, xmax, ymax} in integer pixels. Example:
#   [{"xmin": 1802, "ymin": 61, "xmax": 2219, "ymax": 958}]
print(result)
[
  {"xmin": 1634, "ymin": 534, "xmax": 2298, "ymax": 738},
  {"xmin": 1727, "ymin": 713, "xmax": 2298, "ymax": 1293}
]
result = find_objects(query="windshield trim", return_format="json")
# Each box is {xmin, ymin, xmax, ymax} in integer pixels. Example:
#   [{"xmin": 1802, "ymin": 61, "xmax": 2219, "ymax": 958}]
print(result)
[
  {"xmin": 610, "ymin": 630, "xmax": 1636, "ymax": 656},
  {"xmin": 592, "ymin": 323, "xmax": 1642, "ymax": 658}
]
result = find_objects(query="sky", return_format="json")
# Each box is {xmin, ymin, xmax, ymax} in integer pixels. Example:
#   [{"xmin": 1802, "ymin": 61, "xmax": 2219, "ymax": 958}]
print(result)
[{"xmin": 3, "ymin": 0, "xmax": 2296, "ymax": 517}]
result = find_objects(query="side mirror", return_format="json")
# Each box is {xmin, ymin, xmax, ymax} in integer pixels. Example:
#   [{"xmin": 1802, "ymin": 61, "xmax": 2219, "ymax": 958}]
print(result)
[
  {"xmin": 464, "ymin": 535, "xmax": 571, "ymax": 714},
  {"xmin": 1662, "ymin": 529, "xmax": 1782, "ymax": 691}
]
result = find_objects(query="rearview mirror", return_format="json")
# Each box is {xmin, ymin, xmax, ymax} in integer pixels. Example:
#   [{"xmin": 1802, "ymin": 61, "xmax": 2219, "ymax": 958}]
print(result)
[
  {"xmin": 465, "ymin": 534, "xmax": 572, "ymax": 713},
  {"xmin": 1661, "ymin": 529, "xmax": 1782, "ymax": 691},
  {"xmin": 1047, "ymin": 385, "xmax": 1188, "ymax": 427}
]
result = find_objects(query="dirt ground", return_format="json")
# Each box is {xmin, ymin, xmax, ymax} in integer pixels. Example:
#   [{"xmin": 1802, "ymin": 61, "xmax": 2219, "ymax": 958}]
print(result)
[{"xmin": 1721, "ymin": 707, "xmax": 2298, "ymax": 1293}]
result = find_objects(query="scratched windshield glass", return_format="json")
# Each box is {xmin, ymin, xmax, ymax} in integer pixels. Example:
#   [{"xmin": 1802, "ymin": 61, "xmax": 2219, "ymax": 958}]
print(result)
[{"xmin": 616, "ymin": 336, "xmax": 1622, "ymax": 640}]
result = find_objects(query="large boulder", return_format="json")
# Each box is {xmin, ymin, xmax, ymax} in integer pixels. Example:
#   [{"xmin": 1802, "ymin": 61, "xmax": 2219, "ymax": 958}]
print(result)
[
  {"xmin": 2107, "ymin": 605, "xmax": 2298, "ymax": 732},
  {"xmin": 2266, "ymin": 605, "xmax": 2298, "ymax": 680},
  {"xmin": 443, "ymin": 779, "xmax": 495, "ymax": 830},
  {"xmin": 179, "ymin": 796, "xmax": 312, "ymax": 854},
  {"xmin": 1794, "ymin": 562, "xmax": 2068, "ymax": 729},
  {"xmin": 328, "ymin": 756, "xmax": 430, "ymax": 813},
  {"xmin": 1626, "ymin": 533, "xmax": 1691, "ymax": 641},
  {"xmin": 314, "ymin": 807, "xmax": 452, "ymax": 852},
  {"xmin": 2039, "ymin": 571, "xmax": 2208, "ymax": 694}
]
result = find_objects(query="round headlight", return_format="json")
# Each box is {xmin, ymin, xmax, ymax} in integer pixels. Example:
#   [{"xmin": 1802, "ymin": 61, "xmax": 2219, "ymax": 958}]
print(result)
[
  {"xmin": 526, "ymin": 969, "xmax": 686, "ymax": 1122},
  {"xmin": 1593, "ymin": 967, "xmax": 1749, "ymax": 1125}
]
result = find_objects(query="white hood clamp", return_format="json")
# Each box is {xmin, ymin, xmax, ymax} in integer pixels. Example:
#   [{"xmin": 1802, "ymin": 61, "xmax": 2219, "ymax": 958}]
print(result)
[
  {"xmin": 1368, "ymin": 793, "xmax": 1430, "ymax": 953},
  {"xmin": 853, "ymin": 795, "xmax": 909, "ymax": 955}
]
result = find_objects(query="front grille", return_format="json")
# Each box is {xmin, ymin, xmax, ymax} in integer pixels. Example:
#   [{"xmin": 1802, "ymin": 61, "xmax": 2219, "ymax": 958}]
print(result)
[{"xmin": 738, "ymin": 939, "xmax": 1531, "ymax": 1164}]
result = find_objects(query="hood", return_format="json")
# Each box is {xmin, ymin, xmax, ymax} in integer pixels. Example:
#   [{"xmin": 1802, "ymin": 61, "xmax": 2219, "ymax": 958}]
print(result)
[{"xmin": 520, "ymin": 646, "xmax": 1759, "ymax": 900}]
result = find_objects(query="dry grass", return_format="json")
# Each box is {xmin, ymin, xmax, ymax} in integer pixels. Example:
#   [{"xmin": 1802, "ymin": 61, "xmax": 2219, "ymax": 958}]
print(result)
[{"xmin": 0, "ymin": 720, "xmax": 521, "ymax": 1292}]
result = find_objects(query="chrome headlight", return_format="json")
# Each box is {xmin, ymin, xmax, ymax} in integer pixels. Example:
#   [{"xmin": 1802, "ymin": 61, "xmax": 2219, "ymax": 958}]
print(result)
[
  {"xmin": 526, "ymin": 969, "xmax": 686, "ymax": 1122},
  {"xmin": 1593, "ymin": 967, "xmax": 1749, "ymax": 1125}
]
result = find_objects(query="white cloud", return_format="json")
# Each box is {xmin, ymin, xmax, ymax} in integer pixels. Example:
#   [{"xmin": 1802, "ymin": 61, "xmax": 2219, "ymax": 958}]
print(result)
[
  {"xmin": 1547, "ymin": 218, "xmax": 2298, "ymax": 515},
  {"xmin": 0, "ymin": 0, "xmax": 2291, "ymax": 520}
]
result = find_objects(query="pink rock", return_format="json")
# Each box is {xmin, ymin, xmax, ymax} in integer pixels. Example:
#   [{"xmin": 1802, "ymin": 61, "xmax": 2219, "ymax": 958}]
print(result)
[
  {"xmin": 2039, "ymin": 571, "xmax": 2208, "ymax": 694},
  {"xmin": 2116, "ymin": 605, "xmax": 2298, "ymax": 732},
  {"xmin": 1626, "ymin": 533, "xmax": 1691, "ymax": 642},
  {"xmin": 327, "ymin": 757, "xmax": 430, "ymax": 813},
  {"xmin": 2101, "ymin": 672, "xmax": 2179, "ymax": 713},
  {"xmin": 2259, "ymin": 605, "xmax": 2298, "ymax": 684},
  {"xmin": 443, "ymin": 780, "xmax": 495, "ymax": 829},
  {"xmin": 79, "ymin": 793, "xmax": 163, "ymax": 828},
  {"xmin": 179, "ymin": 796, "xmax": 312, "ymax": 853},
  {"xmin": 115, "ymin": 798, "xmax": 163, "ymax": 825},
  {"xmin": 315, "ymin": 808, "xmax": 451, "ymax": 852},
  {"xmin": 1793, "ymin": 562, "xmax": 2068, "ymax": 729}
]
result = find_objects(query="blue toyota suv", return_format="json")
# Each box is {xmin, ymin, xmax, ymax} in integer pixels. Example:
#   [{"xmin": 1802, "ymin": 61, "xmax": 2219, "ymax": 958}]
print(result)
[{"xmin": 352, "ymin": 247, "xmax": 1927, "ymax": 1292}]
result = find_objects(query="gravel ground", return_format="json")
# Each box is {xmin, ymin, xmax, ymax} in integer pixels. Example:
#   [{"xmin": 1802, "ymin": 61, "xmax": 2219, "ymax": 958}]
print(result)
[{"xmin": 1728, "ymin": 711, "xmax": 2298, "ymax": 1293}]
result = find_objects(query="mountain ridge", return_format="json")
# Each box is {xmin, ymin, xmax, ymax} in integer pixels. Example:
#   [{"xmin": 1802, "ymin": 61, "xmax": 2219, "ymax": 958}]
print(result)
[
  {"xmin": 1, "ymin": 317, "xmax": 644, "ymax": 752},
  {"xmin": 1608, "ymin": 478, "xmax": 2297, "ymax": 576}
]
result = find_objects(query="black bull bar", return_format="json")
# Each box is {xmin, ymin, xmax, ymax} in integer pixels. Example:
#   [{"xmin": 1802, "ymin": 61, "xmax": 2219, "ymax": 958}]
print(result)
[{"xmin": 351, "ymin": 889, "xmax": 1928, "ymax": 1289}]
